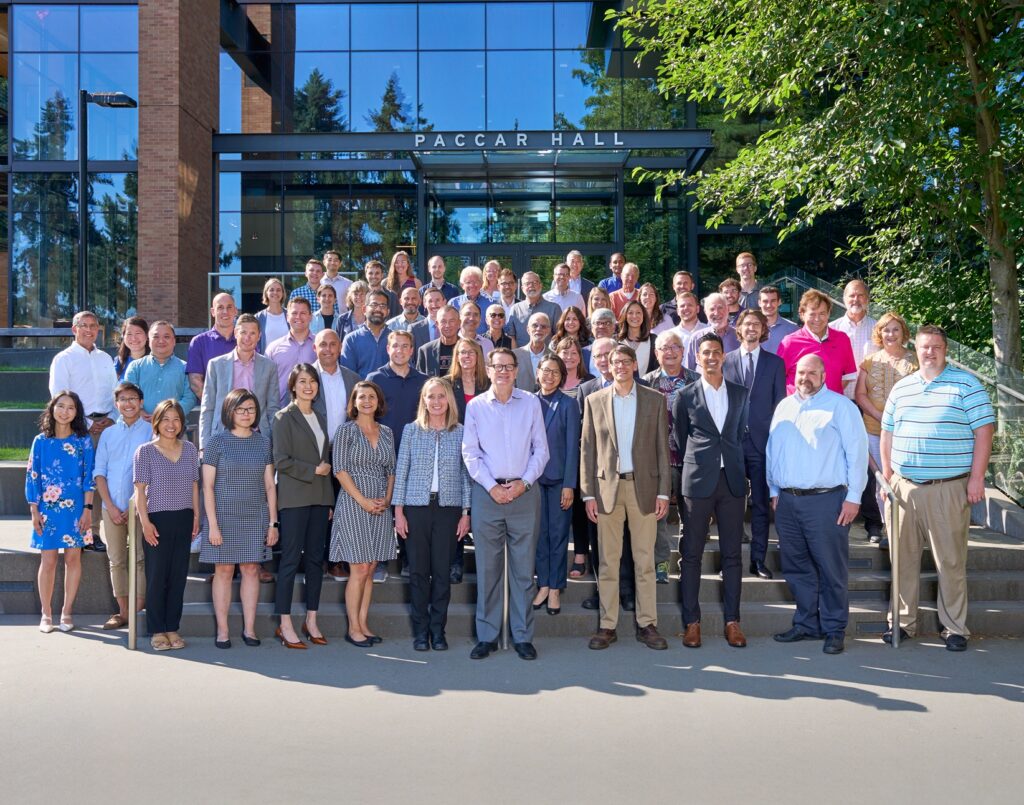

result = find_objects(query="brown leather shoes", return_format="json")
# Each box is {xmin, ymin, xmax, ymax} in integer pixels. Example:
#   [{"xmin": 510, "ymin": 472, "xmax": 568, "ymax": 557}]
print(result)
[
  {"xmin": 725, "ymin": 621, "xmax": 747, "ymax": 648},
  {"xmin": 682, "ymin": 622, "xmax": 702, "ymax": 648},
  {"xmin": 588, "ymin": 628, "xmax": 618, "ymax": 650},
  {"xmin": 636, "ymin": 624, "xmax": 668, "ymax": 650}
]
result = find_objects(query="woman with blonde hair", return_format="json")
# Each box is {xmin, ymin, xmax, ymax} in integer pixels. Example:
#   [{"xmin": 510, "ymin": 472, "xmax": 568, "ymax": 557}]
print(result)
[
  {"xmin": 587, "ymin": 285, "xmax": 612, "ymax": 317},
  {"xmin": 446, "ymin": 338, "xmax": 490, "ymax": 424},
  {"xmin": 393, "ymin": 379, "xmax": 472, "ymax": 650},
  {"xmin": 256, "ymin": 277, "xmax": 289, "ymax": 352},
  {"xmin": 333, "ymin": 280, "xmax": 370, "ymax": 339}
]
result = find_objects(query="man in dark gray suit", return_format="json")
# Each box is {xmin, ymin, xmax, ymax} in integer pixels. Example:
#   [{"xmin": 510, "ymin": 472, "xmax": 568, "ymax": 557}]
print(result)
[
  {"xmin": 507, "ymin": 272, "xmax": 561, "ymax": 346},
  {"xmin": 671, "ymin": 332, "xmax": 750, "ymax": 649},
  {"xmin": 513, "ymin": 312, "xmax": 553, "ymax": 391},
  {"xmin": 416, "ymin": 305, "xmax": 461, "ymax": 377}
]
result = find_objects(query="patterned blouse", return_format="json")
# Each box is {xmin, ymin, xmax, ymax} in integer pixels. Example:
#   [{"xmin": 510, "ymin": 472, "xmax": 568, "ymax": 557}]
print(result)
[{"xmin": 860, "ymin": 348, "xmax": 919, "ymax": 436}]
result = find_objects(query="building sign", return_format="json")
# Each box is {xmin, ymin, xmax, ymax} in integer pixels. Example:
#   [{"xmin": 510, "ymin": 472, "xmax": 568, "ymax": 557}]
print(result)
[{"xmin": 412, "ymin": 131, "xmax": 627, "ymax": 149}]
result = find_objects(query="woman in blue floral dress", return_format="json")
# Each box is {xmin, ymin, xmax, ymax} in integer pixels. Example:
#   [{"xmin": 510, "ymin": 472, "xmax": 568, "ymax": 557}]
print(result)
[{"xmin": 25, "ymin": 391, "xmax": 96, "ymax": 634}]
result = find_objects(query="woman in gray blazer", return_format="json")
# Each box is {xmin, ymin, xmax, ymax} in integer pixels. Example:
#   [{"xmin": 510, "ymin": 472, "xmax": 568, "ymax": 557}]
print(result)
[
  {"xmin": 272, "ymin": 364, "xmax": 335, "ymax": 649},
  {"xmin": 392, "ymin": 378, "xmax": 472, "ymax": 651}
]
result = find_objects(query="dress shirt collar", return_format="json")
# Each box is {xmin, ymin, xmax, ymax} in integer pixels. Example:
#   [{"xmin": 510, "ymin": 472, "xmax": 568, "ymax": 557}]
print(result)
[
  {"xmin": 612, "ymin": 382, "xmax": 636, "ymax": 400},
  {"xmin": 233, "ymin": 349, "xmax": 255, "ymax": 366},
  {"xmin": 802, "ymin": 326, "xmax": 830, "ymax": 343},
  {"xmin": 700, "ymin": 375, "xmax": 727, "ymax": 397},
  {"xmin": 795, "ymin": 384, "xmax": 829, "ymax": 403},
  {"xmin": 482, "ymin": 387, "xmax": 525, "ymax": 406},
  {"xmin": 68, "ymin": 341, "xmax": 96, "ymax": 355},
  {"xmin": 739, "ymin": 344, "xmax": 761, "ymax": 359}
]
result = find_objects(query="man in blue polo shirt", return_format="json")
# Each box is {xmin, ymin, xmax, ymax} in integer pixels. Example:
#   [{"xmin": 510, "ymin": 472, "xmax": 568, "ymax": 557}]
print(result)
[
  {"xmin": 880, "ymin": 324, "xmax": 994, "ymax": 651},
  {"xmin": 340, "ymin": 290, "xmax": 392, "ymax": 378}
]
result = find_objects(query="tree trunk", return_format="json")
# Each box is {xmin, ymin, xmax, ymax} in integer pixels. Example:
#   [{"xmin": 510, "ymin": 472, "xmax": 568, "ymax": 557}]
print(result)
[{"xmin": 989, "ymin": 245, "xmax": 1022, "ymax": 373}]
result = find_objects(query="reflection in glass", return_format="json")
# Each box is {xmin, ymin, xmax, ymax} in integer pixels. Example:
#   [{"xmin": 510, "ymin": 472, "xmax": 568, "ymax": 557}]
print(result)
[
  {"xmin": 351, "ymin": 52, "xmax": 418, "ymax": 132},
  {"xmin": 554, "ymin": 2, "xmax": 592, "ymax": 49},
  {"xmin": 350, "ymin": 195, "xmax": 417, "ymax": 269},
  {"xmin": 80, "ymin": 6, "xmax": 139, "ymax": 52},
  {"xmin": 87, "ymin": 173, "xmax": 138, "ymax": 322},
  {"xmin": 486, "ymin": 2, "xmax": 553, "ymax": 49},
  {"xmin": 556, "ymin": 49, "xmax": 618, "ymax": 130},
  {"xmin": 219, "ymin": 53, "xmax": 243, "ymax": 134},
  {"xmin": 419, "ymin": 3, "xmax": 484, "ymax": 49},
  {"xmin": 289, "ymin": 53, "xmax": 348, "ymax": 132},
  {"xmin": 429, "ymin": 202, "xmax": 483, "ymax": 244},
  {"xmin": 554, "ymin": 201, "xmax": 613, "ymax": 242},
  {"xmin": 352, "ymin": 4, "xmax": 416, "ymax": 50},
  {"xmin": 219, "ymin": 211, "xmax": 282, "ymax": 276},
  {"xmin": 420, "ymin": 52, "xmax": 484, "ymax": 130},
  {"xmin": 13, "ymin": 6, "xmax": 78, "ymax": 52},
  {"xmin": 487, "ymin": 51, "xmax": 553, "ymax": 129},
  {"xmin": 12, "ymin": 53, "xmax": 78, "ymax": 160},
  {"xmin": 82, "ymin": 54, "xmax": 138, "ymax": 159},
  {"xmin": 293, "ymin": 4, "xmax": 350, "ymax": 51},
  {"xmin": 492, "ymin": 200, "xmax": 552, "ymax": 243},
  {"xmin": 219, "ymin": 173, "xmax": 242, "ymax": 212}
]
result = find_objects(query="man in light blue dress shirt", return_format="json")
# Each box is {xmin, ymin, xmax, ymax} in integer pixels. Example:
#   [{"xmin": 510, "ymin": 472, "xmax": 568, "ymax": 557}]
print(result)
[
  {"xmin": 767, "ymin": 354, "xmax": 867, "ymax": 655},
  {"xmin": 124, "ymin": 321, "xmax": 197, "ymax": 418}
]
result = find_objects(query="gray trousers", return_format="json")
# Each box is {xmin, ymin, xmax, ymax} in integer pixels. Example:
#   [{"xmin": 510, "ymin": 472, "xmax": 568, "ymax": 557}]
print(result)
[{"xmin": 471, "ymin": 482, "xmax": 541, "ymax": 643}]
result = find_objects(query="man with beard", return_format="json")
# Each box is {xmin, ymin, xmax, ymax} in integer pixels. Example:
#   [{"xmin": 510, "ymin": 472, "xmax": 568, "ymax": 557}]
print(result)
[{"xmin": 340, "ymin": 290, "xmax": 393, "ymax": 378}]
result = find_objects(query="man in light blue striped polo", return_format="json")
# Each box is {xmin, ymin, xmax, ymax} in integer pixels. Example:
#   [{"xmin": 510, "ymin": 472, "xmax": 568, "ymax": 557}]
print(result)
[{"xmin": 880, "ymin": 324, "xmax": 994, "ymax": 651}]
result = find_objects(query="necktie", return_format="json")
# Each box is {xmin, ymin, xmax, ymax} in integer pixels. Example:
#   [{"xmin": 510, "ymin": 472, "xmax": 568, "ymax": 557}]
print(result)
[{"xmin": 744, "ymin": 352, "xmax": 754, "ymax": 388}]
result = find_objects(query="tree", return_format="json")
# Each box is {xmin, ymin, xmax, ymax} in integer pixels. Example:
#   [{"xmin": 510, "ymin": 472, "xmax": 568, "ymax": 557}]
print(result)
[
  {"xmin": 364, "ymin": 72, "xmax": 430, "ymax": 133},
  {"xmin": 292, "ymin": 68, "xmax": 346, "ymax": 134},
  {"xmin": 616, "ymin": 0, "xmax": 1023, "ymax": 369}
]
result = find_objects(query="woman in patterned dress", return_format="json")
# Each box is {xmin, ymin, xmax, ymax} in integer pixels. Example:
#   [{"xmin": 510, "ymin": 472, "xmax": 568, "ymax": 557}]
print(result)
[
  {"xmin": 201, "ymin": 389, "xmax": 279, "ymax": 648},
  {"xmin": 330, "ymin": 381, "xmax": 396, "ymax": 647},
  {"xmin": 26, "ymin": 391, "xmax": 95, "ymax": 633}
]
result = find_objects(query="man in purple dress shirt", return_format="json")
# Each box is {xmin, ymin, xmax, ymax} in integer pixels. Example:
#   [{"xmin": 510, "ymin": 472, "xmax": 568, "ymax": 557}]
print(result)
[
  {"xmin": 462, "ymin": 348, "xmax": 549, "ymax": 661},
  {"xmin": 186, "ymin": 292, "xmax": 238, "ymax": 400},
  {"xmin": 265, "ymin": 297, "xmax": 316, "ymax": 406}
]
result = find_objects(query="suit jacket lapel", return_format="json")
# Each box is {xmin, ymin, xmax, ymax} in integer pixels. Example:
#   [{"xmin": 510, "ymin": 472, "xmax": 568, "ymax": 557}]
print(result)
[
  {"xmin": 542, "ymin": 393, "xmax": 559, "ymax": 430},
  {"xmin": 292, "ymin": 405, "xmax": 321, "ymax": 456},
  {"xmin": 695, "ymin": 382, "xmax": 721, "ymax": 435},
  {"xmin": 604, "ymin": 388, "xmax": 619, "ymax": 457}
]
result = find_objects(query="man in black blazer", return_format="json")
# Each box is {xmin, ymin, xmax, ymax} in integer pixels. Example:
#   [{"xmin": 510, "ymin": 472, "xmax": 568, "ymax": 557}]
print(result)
[
  {"xmin": 415, "ymin": 305, "xmax": 461, "ymax": 377},
  {"xmin": 724, "ymin": 309, "xmax": 787, "ymax": 579},
  {"xmin": 672, "ymin": 332, "xmax": 749, "ymax": 649}
]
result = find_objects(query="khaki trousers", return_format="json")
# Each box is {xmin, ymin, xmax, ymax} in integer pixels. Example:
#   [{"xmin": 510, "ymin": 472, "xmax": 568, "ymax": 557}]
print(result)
[
  {"xmin": 596, "ymin": 479, "xmax": 657, "ymax": 630},
  {"xmin": 887, "ymin": 474, "xmax": 970, "ymax": 638},
  {"xmin": 102, "ymin": 509, "xmax": 146, "ymax": 599}
]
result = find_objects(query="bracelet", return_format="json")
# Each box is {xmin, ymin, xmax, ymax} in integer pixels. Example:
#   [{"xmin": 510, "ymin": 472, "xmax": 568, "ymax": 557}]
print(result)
[{"xmin": 461, "ymin": 510, "xmax": 469, "ymax": 517}]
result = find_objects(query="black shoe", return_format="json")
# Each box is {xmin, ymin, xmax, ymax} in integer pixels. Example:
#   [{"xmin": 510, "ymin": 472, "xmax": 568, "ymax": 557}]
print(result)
[
  {"xmin": 532, "ymin": 594, "xmax": 548, "ymax": 611},
  {"xmin": 449, "ymin": 565, "xmax": 463, "ymax": 585},
  {"xmin": 581, "ymin": 596, "xmax": 599, "ymax": 610},
  {"xmin": 773, "ymin": 626, "xmax": 823, "ymax": 643},
  {"xmin": 470, "ymin": 640, "xmax": 498, "ymax": 659},
  {"xmin": 882, "ymin": 627, "xmax": 910, "ymax": 645},
  {"xmin": 823, "ymin": 633, "xmax": 845, "ymax": 654},
  {"xmin": 366, "ymin": 634, "xmax": 383, "ymax": 645},
  {"xmin": 215, "ymin": 638, "xmax": 231, "ymax": 649},
  {"xmin": 945, "ymin": 634, "xmax": 968, "ymax": 652},
  {"xmin": 345, "ymin": 633, "xmax": 373, "ymax": 648},
  {"xmin": 514, "ymin": 642, "xmax": 538, "ymax": 660},
  {"xmin": 431, "ymin": 635, "xmax": 448, "ymax": 651},
  {"xmin": 878, "ymin": 537, "xmax": 890, "ymax": 551},
  {"xmin": 87, "ymin": 540, "xmax": 107, "ymax": 552},
  {"xmin": 241, "ymin": 632, "xmax": 261, "ymax": 647},
  {"xmin": 462, "ymin": 535, "xmax": 473, "ymax": 547},
  {"xmin": 413, "ymin": 637, "xmax": 430, "ymax": 652},
  {"xmin": 620, "ymin": 593, "xmax": 636, "ymax": 612},
  {"xmin": 749, "ymin": 560, "xmax": 773, "ymax": 580}
]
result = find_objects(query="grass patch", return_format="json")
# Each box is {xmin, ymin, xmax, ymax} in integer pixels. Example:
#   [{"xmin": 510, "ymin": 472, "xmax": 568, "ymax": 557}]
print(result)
[
  {"xmin": 0, "ymin": 447, "xmax": 30, "ymax": 461},
  {"xmin": 0, "ymin": 366, "xmax": 47, "ymax": 372},
  {"xmin": 0, "ymin": 401, "xmax": 43, "ymax": 409}
]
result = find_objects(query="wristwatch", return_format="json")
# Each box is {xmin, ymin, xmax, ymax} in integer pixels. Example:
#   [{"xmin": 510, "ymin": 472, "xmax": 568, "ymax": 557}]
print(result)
[
  {"xmin": 522, "ymin": 482, "xmax": 532, "ymax": 493},
  {"xmin": 84, "ymin": 503, "xmax": 94, "ymax": 510},
  {"xmin": 270, "ymin": 521, "xmax": 280, "ymax": 529}
]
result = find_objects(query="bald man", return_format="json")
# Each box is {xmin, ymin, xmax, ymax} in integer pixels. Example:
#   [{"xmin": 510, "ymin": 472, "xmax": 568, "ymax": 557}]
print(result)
[
  {"xmin": 766, "ymin": 354, "xmax": 867, "ymax": 655},
  {"xmin": 186, "ymin": 292, "xmax": 238, "ymax": 399}
]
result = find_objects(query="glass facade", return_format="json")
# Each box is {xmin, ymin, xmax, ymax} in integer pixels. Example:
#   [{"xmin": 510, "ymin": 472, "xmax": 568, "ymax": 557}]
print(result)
[{"xmin": 5, "ymin": 3, "xmax": 138, "ymax": 327}]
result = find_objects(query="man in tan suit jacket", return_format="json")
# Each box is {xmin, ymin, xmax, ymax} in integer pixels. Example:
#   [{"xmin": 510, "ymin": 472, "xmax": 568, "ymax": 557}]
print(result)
[{"xmin": 581, "ymin": 344, "xmax": 671, "ymax": 650}]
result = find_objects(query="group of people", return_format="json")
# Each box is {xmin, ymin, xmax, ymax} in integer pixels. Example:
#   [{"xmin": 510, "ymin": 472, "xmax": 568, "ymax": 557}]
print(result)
[{"xmin": 28, "ymin": 248, "xmax": 994, "ymax": 657}]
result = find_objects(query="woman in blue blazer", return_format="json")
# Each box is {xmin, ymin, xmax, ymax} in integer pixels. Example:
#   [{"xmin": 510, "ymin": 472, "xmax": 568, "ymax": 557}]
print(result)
[
  {"xmin": 532, "ymin": 355, "xmax": 581, "ymax": 615},
  {"xmin": 392, "ymin": 378, "xmax": 472, "ymax": 651}
]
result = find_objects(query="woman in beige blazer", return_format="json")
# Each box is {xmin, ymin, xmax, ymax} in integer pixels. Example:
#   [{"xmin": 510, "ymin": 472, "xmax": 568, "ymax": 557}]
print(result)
[{"xmin": 272, "ymin": 364, "xmax": 335, "ymax": 649}]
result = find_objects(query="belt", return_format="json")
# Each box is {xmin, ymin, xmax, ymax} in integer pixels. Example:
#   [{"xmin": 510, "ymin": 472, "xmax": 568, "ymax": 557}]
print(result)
[
  {"xmin": 494, "ymin": 477, "xmax": 521, "ymax": 485},
  {"xmin": 428, "ymin": 492, "xmax": 439, "ymax": 503},
  {"xmin": 618, "ymin": 472, "xmax": 635, "ymax": 481},
  {"xmin": 780, "ymin": 485, "xmax": 845, "ymax": 497},
  {"xmin": 904, "ymin": 472, "xmax": 970, "ymax": 486},
  {"xmin": 88, "ymin": 411, "xmax": 111, "ymax": 419}
]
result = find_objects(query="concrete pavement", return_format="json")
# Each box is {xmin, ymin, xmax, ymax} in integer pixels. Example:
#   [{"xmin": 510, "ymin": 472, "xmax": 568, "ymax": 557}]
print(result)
[{"xmin": 1, "ymin": 616, "xmax": 1022, "ymax": 804}]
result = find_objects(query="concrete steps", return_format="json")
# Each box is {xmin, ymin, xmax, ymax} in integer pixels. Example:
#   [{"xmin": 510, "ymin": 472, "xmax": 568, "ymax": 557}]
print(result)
[{"xmin": 0, "ymin": 371, "xmax": 50, "ymax": 402}]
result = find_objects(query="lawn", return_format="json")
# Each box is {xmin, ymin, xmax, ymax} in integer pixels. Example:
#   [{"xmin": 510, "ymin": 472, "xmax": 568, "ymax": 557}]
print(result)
[{"xmin": 0, "ymin": 447, "xmax": 30, "ymax": 461}]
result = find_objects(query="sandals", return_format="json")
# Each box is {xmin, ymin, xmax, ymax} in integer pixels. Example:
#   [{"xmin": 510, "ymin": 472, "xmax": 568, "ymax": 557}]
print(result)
[
  {"xmin": 39, "ymin": 615, "xmax": 55, "ymax": 634},
  {"xmin": 165, "ymin": 632, "xmax": 186, "ymax": 650},
  {"xmin": 103, "ymin": 614, "xmax": 128, "ymax": 630},
  {"xmin": 569, "ymin": 557, "xmax": 587, "ymax": 578},
  {"xmin": 150, "ymin": 633, "xmax": 172, "ymax": 651}
]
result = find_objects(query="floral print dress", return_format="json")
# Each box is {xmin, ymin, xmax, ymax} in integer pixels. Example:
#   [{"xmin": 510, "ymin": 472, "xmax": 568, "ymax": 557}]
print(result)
[{"xmin": 25, "ymin": 434, "xmax": 96, "ymax": 550}]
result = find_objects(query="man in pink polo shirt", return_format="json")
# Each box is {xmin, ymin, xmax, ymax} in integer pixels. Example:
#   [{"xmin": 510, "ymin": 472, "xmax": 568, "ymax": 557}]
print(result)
[{"xmin": 776, "ymin": 289, "xmax": 856, "ymax": 395}]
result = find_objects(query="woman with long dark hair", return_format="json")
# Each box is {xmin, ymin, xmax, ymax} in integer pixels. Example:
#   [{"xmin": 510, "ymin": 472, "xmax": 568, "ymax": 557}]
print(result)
[{"xmin": 114, "ymin": 316, "xmax": 150, "ymax": 379}]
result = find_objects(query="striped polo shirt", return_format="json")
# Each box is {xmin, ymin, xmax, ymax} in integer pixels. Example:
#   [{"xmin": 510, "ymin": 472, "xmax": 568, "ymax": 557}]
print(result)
[{"xmin": 881, "ymin": 365, "xmax": 994, "ymax": 480}]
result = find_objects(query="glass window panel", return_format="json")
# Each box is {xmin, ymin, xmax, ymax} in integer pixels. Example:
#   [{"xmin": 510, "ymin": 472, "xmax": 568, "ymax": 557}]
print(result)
[
  {"xmin": 622, "ymin": 52, "xmax": 686, "ymax": 130},
  {"xmin": 419, "ymin": 3, "xmax": 484, "ymax": 49},
  {"xmin": 528, "ymin": 252, "xmax": 565, "ymax": 288},
  {"xmin": 0, "ymin": 175, "xmax": 6, "ymax": 327},
  {"xmin": 487, "ymin": 2, "xmax": 552, "ymax": 49},
  {"xmin": 0, "ymin": 8, "xmax": 8, "ymax": 52},
  {"xmin": 81, "ymin": 54, "xmax": 138, "ymax": 159},
  {"xmin": 219, "ymin": 172, "xmax": 242, "ymax": 212},
  {"xmin": 293, "ymin": 4, "xmax": 349, "ymax": 51},
  {"xmin": 350, "ymin": 195, "xmax": 417, "ymax": 265},
  {"xmin": 80, "ymin": 6, "xmax": 138, "ymax": 52},
  {"xmin": 554, "ymin": 2, "xmax": 592, "ymax": 49},
  {"xmin": 351, "ymin": 52, "xmax": 417, "ymax": 132},
  {"xmin": 239, "ymin": 173, "xmax": 283, "ymax": 212},
  {"xmin": 12, "ymin": 53, "xmax": 78, "ymax": 160},
  {"xmin": 491, "ymin": 200, "xmax": 552, "ymax": 243},
  {"xmin": 219, "ymin": 52, "xmax": 243, "ymax": 134},
  {"xmin": 419, "ymin": 52, "xmax": 484, "ymax": 130},
  {"xmin": 0, "ymin": 47, "xmax": 9, "ymax": 162},
  {"xmin": 556, "ymin": 49, "xmax": 618, "ymax": 129},
  {"xmin": 554, "ymin": 201, "xmax": 613, "ymax": 242},
  {"xmin": 13, "ymin": 6, "xmax": 78, "ymax": 52},
  {"xmin": 219, "ymin": 211, "xmax": 282, "ymax": 278},
  {"xmin": 487, "ymin": 51, "xmax": 552, "ymax": 129},
  {"xmin": 87, "ymin": 173, "xmax": 137, "ymax": 323},
  {"xmin": 289, "ymin": 53, "xmax": 349, "ymax": 132},
  {"xmin": 351, "ymin": 4, "xmax": 416, "ymax": 50},
  {"xmin": 429, "ymin": 202, "xmax": 487, "ymax": 244}
]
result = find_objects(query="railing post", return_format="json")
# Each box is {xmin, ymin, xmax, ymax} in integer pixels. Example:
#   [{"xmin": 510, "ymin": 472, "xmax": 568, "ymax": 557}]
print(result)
[
  {"xmin": 127, "ymin": 499, "xmax": 138, "ymax": 651},
  {"xmin": 875, "ymin": 470, "xmax": 900, "ymax": 648}
]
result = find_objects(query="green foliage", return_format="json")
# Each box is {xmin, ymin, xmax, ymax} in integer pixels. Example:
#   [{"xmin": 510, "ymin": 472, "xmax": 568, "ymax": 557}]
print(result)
[
  {"xmin": 293, "ymin": 68, "xmax": 346, "ymax": 134},
  {"xmin": 615, "ymin": 0, "xmax": 1024, "ymax": 366}
]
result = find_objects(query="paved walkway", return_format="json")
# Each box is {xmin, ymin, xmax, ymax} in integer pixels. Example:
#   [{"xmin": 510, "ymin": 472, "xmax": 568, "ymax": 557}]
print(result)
[{"xmin": 1, "ymin": 614, "xmax": 1022, "ymax": 804}]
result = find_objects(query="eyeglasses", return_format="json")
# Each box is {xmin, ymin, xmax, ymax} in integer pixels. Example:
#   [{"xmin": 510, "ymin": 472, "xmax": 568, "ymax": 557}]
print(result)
[
  {"xmin": 538, "ymin": 367, "xmax": 561, "ymax": 376},
  {"xmin": 366, "ymin": 303, "xmax": 388, "ymax": 310},
  {"xmin": 609, "ymin": 359, "xmax": 635, "ymax": 368},
  {"xmin": 116, "ymin": 396, "xmax": 141, "ymax": 403},
  {"xmin": 489, "ymin": 364, "xmax": 517, "ymax": 373},
  {"xmin": 235, "ymin": 406, "xmax": 258, "ymax": 415}
]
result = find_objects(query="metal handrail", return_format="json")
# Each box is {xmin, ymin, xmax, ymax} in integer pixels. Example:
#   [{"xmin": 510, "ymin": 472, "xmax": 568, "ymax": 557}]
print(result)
[
  {"xmin": 208, "ymin": 270, "xmax": 360, "ymax": 314},
  {"xmin": 873, "ymin": 469, "xmax": 901, "ymax": 648},
  {"xmin": 127, "ymin": 499, "xmax": 138, "ymax": 651}
]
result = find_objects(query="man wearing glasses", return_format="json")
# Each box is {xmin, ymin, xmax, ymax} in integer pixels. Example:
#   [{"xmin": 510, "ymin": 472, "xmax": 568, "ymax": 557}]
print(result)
[
  {"xmin": 462, "ymin": 349, "xmax": 550, "ymax": 661},
  {"xmin": 340, "ymin": 290, "xmax": 394, "ymax": 378}
]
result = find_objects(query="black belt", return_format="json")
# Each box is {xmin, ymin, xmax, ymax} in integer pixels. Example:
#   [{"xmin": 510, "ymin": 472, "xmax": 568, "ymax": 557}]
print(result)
[
  {"xmin": 781, "ymin": 485, "xmax": 845, "ymax": 497},
  {"xmin": 904, "ymin": 472, "xmax": 970, "ymax": 486},
  {"xmin": 618, "ymin": 472, "xmax": 635, "ymax": 481},
  {"xmin": 494, "ymin": 477, "xmax": 521, "ymax": 485},
  {"xmin": 88, "ymin": 412, "xmax": 111, "ymax": 419},
  {"xmin": 429, "ymin": 492, "xmax": 439, "ymax": 503}
]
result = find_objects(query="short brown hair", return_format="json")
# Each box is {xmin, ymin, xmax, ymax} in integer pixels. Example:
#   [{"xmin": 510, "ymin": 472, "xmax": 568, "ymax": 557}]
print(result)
[
  {"xmin": 759, "ymin": 285, "xmax": 781, "ymax": 301},
  {"xmin": 736, "ymin": 251, "xmax": 757, "ymax": 265},
  {"xmin": 387, "ymin": 330, "xmax": 414, "ymax": 347},
  {"xmin": 236, "ymin": 312, "xmax": 259, "ymax": 331},
  {"xmin": 718, "ymin": 278, "xmax": 740, "ymax": 292},
  {"xmin": 798, "ymin": 289, "xmax": 833, "ymax": 315},
  {"xmin": 152, "ymin": 399, "xmax": 188, "ymax": 439},
  {"xmin": 346, "ymin": 381, "xmax": 387, "ymax": 420},
  {"xmin": 735, "ymin": 309, "xmax": 770, "ymax": 342},
  {"xmin": 488, "ymin": 347, "xmax": 518, "ymax": 369},
  {"xmin": 287, "ymin": 363, "xmax": 320, "ymax": 399},
  {"xmin": 220, "ymin": 388, "xmax": 260, "ymax": 431},
  {"xmin": 915, "ymin": 323, "xmax": 947, "ymax": 346}
]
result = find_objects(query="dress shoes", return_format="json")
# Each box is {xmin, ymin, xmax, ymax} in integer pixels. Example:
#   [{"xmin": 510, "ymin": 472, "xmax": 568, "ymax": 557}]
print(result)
[
  {"xmin": 470, "ymin": 640, "xmax": 499, "ymax": 659},
  {"xmin": 588, "ymin": 629, "xmax": 617, "ymax": 650},
  {"xmin": 514, "ymin": 642, "xmax": 538, "ymax": 660},
  {"xmin": 823, "ymin": 633, "xmax": 845, "ymax": 654},
  {"xmin": 301, "ymin": 624, "xmax": 328, "ymax": 645},
  {"xmin": 345, "ymin": 633, "xmax": 373, "ymax": 648},
  {"xmin": 431, "ymin": 634, "xmax": 448, "ymax": 651},
  {"xmin": 725, "ymin": 621, "xmax": 747, "ymax": 648},
  {"xmin": 449, "ymin": 565, "xmax": 463, "ymax": 585},
  {"xmin": 882, "ymin": 627, "xmax": 910, "ymax": 645},
  {"xmin": 258, "ymin": 569, "xmax": 274, "ymax": 584},
  {"xmin": 274, "ymin": 628, "xmax": 306, "ymax": 650},
  {"xmin": 215, "ymin": 638, "xmax": 231, "ymax": 649},
  {"xmin": 413, "ymin": 637, "xmax": 430, "ymax": 652},
  {"xmin": 241, "ymin": 632, "xmax": 261, "ymax": 647},
  {"xmin": 620, "ymin": 593, "xmax": 636, "ymax": 612},
  {"xmin": 532, "ymin": 594, "xmax": 548, "ymax": 611},
  {"xmin": 773, "ymin": 626, "xmax": 823, "ymax": 643},
  {"xmin": 581, "ymin": 595, "xmax": 600, "ymax": 610},
  {"xmin": 682, "ymin": 622, "xmax": 702, "ymax": 648},
  {"xmin": 636, "ymin": 624, "xmax": 668, "ymax": 650},
  {"xmin": 749, "ymin": 560, "xmax": 773, "ymax": 580},
  {"xmin": 945, "ymin": 634, "xmax": 968, "ymax": 652}
]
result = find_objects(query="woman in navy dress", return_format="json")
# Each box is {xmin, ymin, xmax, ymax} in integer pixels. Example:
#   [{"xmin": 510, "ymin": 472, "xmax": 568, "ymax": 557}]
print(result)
[{"xmin": 26, "ymin": 391, "xmax": 95, "ymax": 633}]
